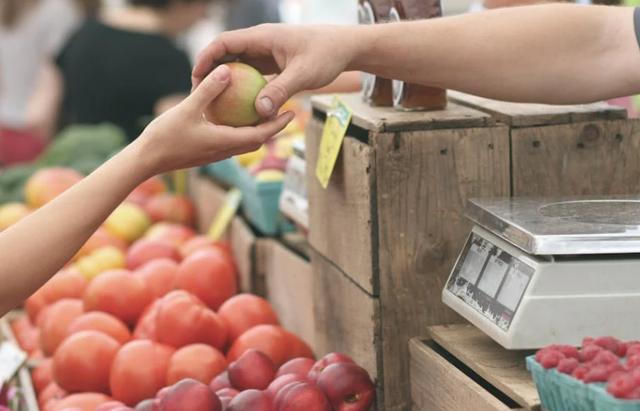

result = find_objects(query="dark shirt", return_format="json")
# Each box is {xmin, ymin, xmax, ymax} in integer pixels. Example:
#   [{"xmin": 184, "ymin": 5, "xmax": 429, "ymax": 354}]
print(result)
[
  {"xmin": 225, "ymin": 0, "xmax": 280, "ymax": 31},
  {"xmin": 55, "ymin": 19, "xmax": 192, "ymax": 142}
]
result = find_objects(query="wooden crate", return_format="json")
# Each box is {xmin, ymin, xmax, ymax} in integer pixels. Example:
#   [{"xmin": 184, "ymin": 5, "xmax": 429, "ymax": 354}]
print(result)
[
  {"xmin": 306, "ymin": 92, "xmax": 640, "ymax": 411},
  {"xmin": 410, "ymin": 324, "xmax": 540, "ymax": 411},
  {"xmin": 258, "ymin": 239, "xmax": 315, "ymax": 349},
  {"xmin": 0, "ymin": 311, "xmax": 39, "ymax": 411}
]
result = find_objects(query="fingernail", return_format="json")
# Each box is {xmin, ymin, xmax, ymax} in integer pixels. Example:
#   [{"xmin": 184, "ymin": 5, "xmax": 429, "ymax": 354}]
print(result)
[
  {"xmin": 260, "ymin": 97, "xmax": 274, "ymax": 114},
  {"xmin": 212, "ymin": 65, "xmax": 230, "ymax": 82}
]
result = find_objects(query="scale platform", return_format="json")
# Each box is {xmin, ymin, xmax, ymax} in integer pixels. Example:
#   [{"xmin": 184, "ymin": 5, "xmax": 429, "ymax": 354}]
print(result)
[{"xmin": 442, "ymin": 196, "xmax": 640, "ymax": 350}]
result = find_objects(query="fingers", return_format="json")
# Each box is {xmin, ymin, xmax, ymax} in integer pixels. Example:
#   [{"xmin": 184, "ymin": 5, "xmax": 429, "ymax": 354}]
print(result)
[
  {"xmin": 185, "ymin": 65, "xmax": 231, "ymax": 112},
  {"xmin": 213, "ymin": 110, "xmax": 296, "ymax": 151},
  {"xmin": 255, "ymin": 65, "xmax": 308, "ymax": 117}
]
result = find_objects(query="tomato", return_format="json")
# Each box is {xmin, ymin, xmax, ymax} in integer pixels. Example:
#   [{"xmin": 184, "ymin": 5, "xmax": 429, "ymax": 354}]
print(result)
[
  {"xmin": 39, "ymin": 299, "xmax": 84, "ymax": 356},
  {"xmin": 155, "ymin": 290, "xmax": 227, "ymax": 350},
  {"xmin": 67, "ymin": 312, "xmax": 131, "ymax": 345},
  {"xmin": 174, "ymin": 249, "xmax": 237, "ymax": 311},
  {"xmin": 143, "ymin": 194, "xmax": 195, "ymax": 226},
  {"xmin": 83, "ymin": 269, "xmax": 152, "ymax": 326},
  {"xmin": 226, "ymin": 325, "xmax": 315, "ymax": 367},
  {"xmin": 126, "ymin": 239, "xmax": 181, "ymax": 270},
  {"xmin": 10, "ymin": 315, "xmax": 32, "ymax": 336},
  {"xmin": 53, "ymin": 331, "xmax": 121, "ymax": 393},
  {"xmin": 25, "ymin": 270, "xmax": 88, "ymax": 322},
  {"xmin": 109, "ymin": 340, "xmax": 175, "ymax": 406},
  {"xmin": 166, "ymin": 344, "xmax": 228, "ymax": 386},
  {"xmin": 134, "ymin": 259, "xmax": 178, "ymax": 299},
  {"xmin": 38, "ymin": 382, "xmax": 67, "ymax": 409},
  {"xmin": 217, "ymin": 294, "xmax": 280, "ymax": 345},
  {"xmin": 144, "ymin": 223, "xmax": 196, "ymax": 248},
  {"xmin": 32, "ymin": 358, "xmax": 53, "ymax": 395},
  {"xmin": 16, "ymin": 326, "xmax": 40, "ymax": 354},
  {"xmin": 50, "ymin": 393, "xmax": 113, "ymax": 411},
  {"xmin": 132, "ymin": 301, "xmax": 159, "ymax": 341}
]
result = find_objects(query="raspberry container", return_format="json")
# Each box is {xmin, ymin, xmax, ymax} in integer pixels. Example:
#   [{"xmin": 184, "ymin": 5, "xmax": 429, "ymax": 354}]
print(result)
[{"xmin": 527, "ymin": 356, "xmax": 640, "ymax": 411}]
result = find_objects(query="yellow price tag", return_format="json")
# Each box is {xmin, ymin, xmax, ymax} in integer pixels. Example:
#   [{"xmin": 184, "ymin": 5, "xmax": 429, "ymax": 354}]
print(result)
[
  {"xmin": 173, "ymin": 169, "xmax": 187, "ymax": 196},
  {"xmin": 316, "ymin": 96, "xmax": 353, "ymax": 189},
  {"xmin": 207, "ymin": 188, "xmax": 242, "ymax": 240}
]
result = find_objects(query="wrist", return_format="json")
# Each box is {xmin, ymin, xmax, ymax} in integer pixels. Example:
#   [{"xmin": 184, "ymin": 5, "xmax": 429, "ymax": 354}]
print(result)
[
  {"xmin": 344, "ymin": 24, "xmax": 380, "ymax": 72},
  {"xmin": 117, "ymin": 137, "xmax": 158, "ymax": 184}
]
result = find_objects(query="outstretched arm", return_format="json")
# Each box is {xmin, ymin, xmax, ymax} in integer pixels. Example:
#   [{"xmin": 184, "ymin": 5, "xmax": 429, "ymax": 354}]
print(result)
[
  {"xmin": 0, "ymin": 65, "xmax": 294, "ymax": 317},
  {"xmin": 193, "ymin": 4, "xmax": 640, "ymax": 116}
]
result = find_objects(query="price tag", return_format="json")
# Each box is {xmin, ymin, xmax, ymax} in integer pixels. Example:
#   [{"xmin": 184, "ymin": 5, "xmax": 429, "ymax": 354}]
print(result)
[
  {"xmin": 173, "ymin": 170, "xmax": 188, "ymax": 196},
  {"xmin": 0, "ymin": 341, "xmax": 27, "ymax": 382},
  {"xmin": 207, "ymin": 188, "xmax": 242, "ymax": 241},
  {"xmin": 316, "ymin": 96, "xmax": 353, "ymax": 189}
]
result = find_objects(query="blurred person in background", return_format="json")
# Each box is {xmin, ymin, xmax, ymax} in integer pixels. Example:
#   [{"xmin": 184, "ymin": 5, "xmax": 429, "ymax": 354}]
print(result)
[
  {"xmin": 225, "ymin": 0, "xmax": 280, "ymax": 30},
  {"xmin": 0, "ymin": 0, "xmax": 85, "ymax": 166},
  {"xmin": 28, "ymin": 0, "xmax": 213, "ymax": 143}
]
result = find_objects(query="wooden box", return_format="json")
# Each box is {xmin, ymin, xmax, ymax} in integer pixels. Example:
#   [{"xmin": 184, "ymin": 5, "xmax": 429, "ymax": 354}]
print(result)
[
  {"xmin": 306, "ymin": 93, "xmax": 640, "ymax": 411},
  {"xmin": 410, "ymin": 324, "xmax": 540, "ymax": 411}
]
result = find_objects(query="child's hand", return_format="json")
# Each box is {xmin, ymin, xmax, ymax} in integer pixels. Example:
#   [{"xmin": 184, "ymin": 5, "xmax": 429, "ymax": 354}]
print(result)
[{"xmin": 134, "ymin": 64, "xmax": 295, "ymax": 177}]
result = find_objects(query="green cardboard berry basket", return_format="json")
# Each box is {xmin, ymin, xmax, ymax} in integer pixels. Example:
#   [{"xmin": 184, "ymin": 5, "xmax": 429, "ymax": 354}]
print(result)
[
  {"xmin": 202, "ymin": 158, "xmax": 240, "ymax": 187},
  {"xmin": 526, "ymin": 356, "xmax": 640, "ymax": 411}
]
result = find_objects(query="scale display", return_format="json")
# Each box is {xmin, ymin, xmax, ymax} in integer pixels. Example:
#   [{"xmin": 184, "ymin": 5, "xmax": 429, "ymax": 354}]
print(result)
[{"xmin": 446, "ymin": 232, "xmax": 534, "ymax": 331}]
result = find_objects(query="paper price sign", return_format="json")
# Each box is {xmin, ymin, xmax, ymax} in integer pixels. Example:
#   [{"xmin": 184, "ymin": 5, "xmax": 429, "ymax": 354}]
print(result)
[
  {"xmin": 0, "ymin": 341, "xmax": 27, "ymax": 382},
  {"xmin": 316, "ymin": 96, "xmax": 353, "ymax": 189},
  {"xmin": 207, "ymin": 188, "xmax": 242, "ymax": 241}
]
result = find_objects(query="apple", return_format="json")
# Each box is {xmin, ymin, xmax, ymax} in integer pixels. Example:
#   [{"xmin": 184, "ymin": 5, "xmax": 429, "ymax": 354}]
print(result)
[
  {"xmin": 215, "ymin": 389, "xmax": 239, "ymax": 399},
  {"xmin": 308, "ymin": 353, "xmax": 355, "ymax": 382},
  {"xmin": 228, "ymin": 349, "xmax": 276, "ymax": 391},
  {"xmin": 95, "ymin": 402, "xmax": 127, "ymax": 411},
  {"xmin": 204, "ymin": 62, "xmax": 267, "ymax": 127},
  {"xmin": 316, "ymin": 363, "xmax": 375, "ymax": 411},
  {"xmin": 159, "ymin": 378, "xmax": 221, "ymax": 411},
  {"xmin": 134, "ymin": 399, "xmax": 155, "ymax": 411},
  {"xmin": 226, "ymin": 390, "xmax": 271, "ymax": 411},
  {"xmin": 276, "ymin": 358, "xmax": 315, "ymax": 379},
  {"xmin": 210, "ymin": 371, "xmax": 232, "ymax": 392}
]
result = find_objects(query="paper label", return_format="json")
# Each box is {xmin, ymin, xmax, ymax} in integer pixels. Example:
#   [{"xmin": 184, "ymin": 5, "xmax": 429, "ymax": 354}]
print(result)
[
  {"xmin": 0, "ymin": 342, "xmax": 27, "ymax": 382},
  {"xmin": 315, "ymin": 96, "xmax": 353, "ymax": 189}
]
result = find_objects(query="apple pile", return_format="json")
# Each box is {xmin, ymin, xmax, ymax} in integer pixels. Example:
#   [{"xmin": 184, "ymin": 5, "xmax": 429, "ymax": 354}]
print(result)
[{"xmin": 535, "ymin": 336, "xmax": 640, "ymax": 401}]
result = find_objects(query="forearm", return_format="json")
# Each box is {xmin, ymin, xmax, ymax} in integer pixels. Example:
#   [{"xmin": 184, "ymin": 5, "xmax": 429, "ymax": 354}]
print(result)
[
  {"xmin": 0, "ymin": 141, "xmax": 152, "ymax": 316},
  {"xmin": 348, "ymin": 4, "xmax": 640, "ymax": 104}
]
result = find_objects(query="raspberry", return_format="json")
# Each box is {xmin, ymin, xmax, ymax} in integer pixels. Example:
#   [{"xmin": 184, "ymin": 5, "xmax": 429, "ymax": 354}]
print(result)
[
  {"xmin": 620, "ymin": 343, "xmax": 630, "ymax": 357},
  {"xmin": 609, "ymin": 371, "xmax": 628, "ymax": 383},
  {"xmin": 573, "ymin": 365, "xmax": 591, "ymax": 381},
  {"xmin": 627, "ymin": 356, "xmax": 640, "ymax": 368},
  {"xmin": 584, "ymin": 365, "xmax": 609, "ymax": 383},
  {"xmin": 631, "ymin": 367, "xmax": 640, "ymax": 385},
  {"xmin": 606, "ymin": 362, "xmax": 626, "ymax": 376},
  {"xmin": 608, "ymin": 373, "xmax": 636, "ymax": 399},
  {"xmin": 539, "ymin": 351, "xmax": 564, "ymax": 369},
  {"xmin": 595, "ymin": 336, "xmax": 622, "ymax": 356},
  {"xmin": 556, "ymin": 345, "xmax": 580, "ymax": 360},
  {"xmin": 535, "ymin": 348, "xmax": 553, "ymax": 364},
  {"xmin": 627, "ymin": 345, "xmax": 640, "ymax": 358},
  {"xmin": 579, "ymin": 345, "xmax": 604, "ymax": 362},
  {"xmin": 592, "ymin": 350, "xmax": 621, "ymax": 366},
  {"xmin": 625, "ymin": 387, "xmax": 640, "ymax": 401},
  {"xmin": 557, "ymin": 358, "xmax": 580, "ymax": 375},
  {"xmin": 582, "ymin": 337, "xmax": 596, "ymax": 349}
]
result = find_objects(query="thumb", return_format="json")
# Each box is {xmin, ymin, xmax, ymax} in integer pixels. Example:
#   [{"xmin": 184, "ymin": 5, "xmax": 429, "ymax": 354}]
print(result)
[
  {"xmin": 255, "ymin": 65, "xmax": 307, "ymax": 117},
  {"xmin": 185, "ymin": 65, "xmax": 231, "ymax": 112}
]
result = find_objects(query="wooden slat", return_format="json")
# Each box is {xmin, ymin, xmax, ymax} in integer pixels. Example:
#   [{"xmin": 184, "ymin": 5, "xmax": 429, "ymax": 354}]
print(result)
[
  {"xmin": 263, "ymin": 240, "xmax": 315, "ymax": 349},
  {"xmin": 310, "ymin": 248, "xmax": 380, "ymax": 387},
  {"xmin": 229, "ymin": 217, "xmax": 256, "ymax": 294},
  {"xmin": 311, "ymin": 93, "xmax": 494, "ymax": 133},
  {"xmin": 428, "ymin": 325, "xmax": 540, "ymax": 411},
  {"xmin": 511, "ymin": 120, "xmax": 640, "ymax": 197},
  {"xmin": 192, "ymin": 175, "xmax": 230, "ymax": 240},
  {"xmin": 373, "ymin": 124, "xmax": 511, "ymax": 411},
  {"xmin": 449, "ymin": 91, "xmax": 627, "ymax": 127},
  {"xmin": 306, "ymin": 118, "xmax": 377, "ymax": 295},
  {"xmin": 410, "ymin": 338, "xmax": 510, "ymax": 411}
]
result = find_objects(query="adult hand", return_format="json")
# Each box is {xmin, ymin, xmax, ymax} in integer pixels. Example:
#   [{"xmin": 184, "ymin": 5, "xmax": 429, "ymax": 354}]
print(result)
[
  {"xmin": 192, "ymin": 24, "xmax": 358, "ymax": 118},
  {"xmin": 136, "ymin": 64, "xmax": 295, "ymax": 177}
]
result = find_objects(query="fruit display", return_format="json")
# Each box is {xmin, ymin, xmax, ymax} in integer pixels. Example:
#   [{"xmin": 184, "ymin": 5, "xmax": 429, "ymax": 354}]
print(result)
[
  {"xmin": 2, "ymin": 170, "xmax": 376, "ymax": 411},
  {"xmin": 528, "ymin": 336, "xmax": 640, "ymax": 411}
]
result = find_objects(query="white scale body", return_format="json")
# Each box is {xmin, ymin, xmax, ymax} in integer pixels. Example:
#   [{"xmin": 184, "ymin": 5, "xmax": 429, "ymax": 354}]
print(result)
[{"xmin": 442, "ymin": 197, "xmax": 640, "ymax": 350}]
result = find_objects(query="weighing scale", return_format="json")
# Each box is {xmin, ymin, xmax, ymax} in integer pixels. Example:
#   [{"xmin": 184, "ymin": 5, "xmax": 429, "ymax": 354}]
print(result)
[{"xmin": 442, "ymin": 196, "xmax": 640, "ymax": 350}]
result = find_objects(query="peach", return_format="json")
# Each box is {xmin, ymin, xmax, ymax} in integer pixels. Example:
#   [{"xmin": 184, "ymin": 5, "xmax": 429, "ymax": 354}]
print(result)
[
  {"xmin": 308, "ymin": 353, "xmax": 355, "ymax": 383},
  {"xmin": 73, "ymin": 246, "xmax": 127, "ymax": 281},
  {"xmin": 131, "ymin": 176, "xmax": 168, "ymax": 198},
  {"xmin": 145, "ymin": 223, "xmax": 196, "ymax": 247},
  {"xmin": 74, "ymin": 228, "xmax": 128, "ymax": 262},
  {"xmin": 227, "ymin": 349, "xmax": 276, "ymax": 391},
  {"xmin": 219, "ymin": 397, "xmax": 231, "ymax": 411},
  {"xmin": 271, "ymin": 382, "xmax": 301, "ymax": 411},
  {"xmin": 95, "ymin": 401, "xmax": 127, "ymax": 411},
  {"xmin": 276, "ymin": 358, "xmax": 315, "ymax": 379},
  {"xmin": 144, "ymin": 194, "xmax": 195, "ymax": 227},
  {"xmin": 276, "ymin": 383, "xmax": 330, "ymax": 411},
  {"xmin": 215, "ymin": 389, "xmax": 239, "ymax": 399},
  {"xmin": 204, "ymin": 62, "xmax": 267, "ymax": 128},
  {"xmin": 166, "ymin": 344, "xmax": 228, "ymax": 386},
  {"xmin": 159, "ymin": 379, "xmax": 221, "ymax": 411},
  {"xmin": 209, "ymin": 372, "xmax": 231, "ymax": 392},
  {"xmin": 104, "ymin": 203, "xmax": 151, "ymax": 243},
  {"xmin": 126, "ymin": 239, "xmax": 181, "ymax": 270},
  {"xmin": 266, "ymin": 374, "xmax": 309, "ymax": 400},
  {"xmin": 226, "ymin": 390, "xmax": 271, "ymax": 411},
  {"xmin": 24, "ymin": 168, "xmax": 83, "ymax": 209},
  {"xmin": 0, "ymin": 202, "xmax": 31, "ymax": 232},
  {"xmin": 134, "ymin": 399, "xmax": 156, "ymax": 411},
  {"xmin": 134, "ymin": 259, "xmax": 178, "ymax": 299},
  {"xmin": 316, "ymin": 363, "xmax": 375, "ymax": 411}
]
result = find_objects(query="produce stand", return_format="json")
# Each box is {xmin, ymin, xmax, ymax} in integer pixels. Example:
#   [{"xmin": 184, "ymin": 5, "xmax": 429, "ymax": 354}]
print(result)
[{"xmin": 306, "ymin": 92, "xmax": 640, "ymax": 411}]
